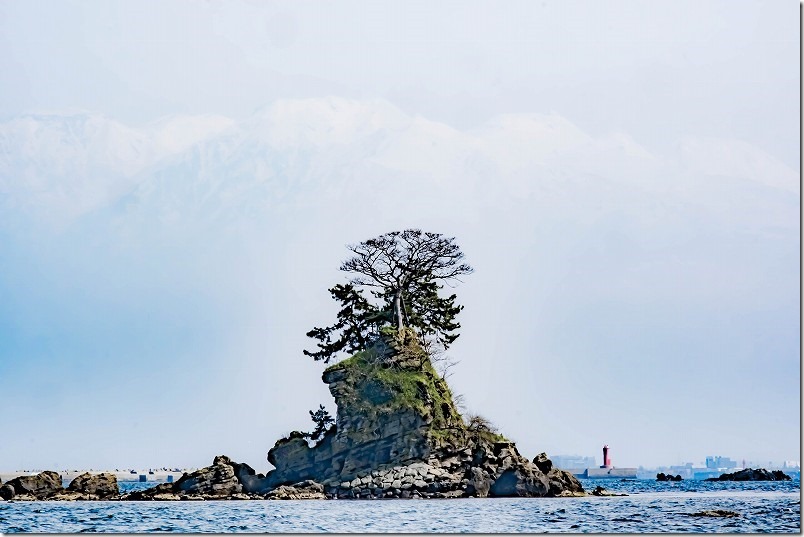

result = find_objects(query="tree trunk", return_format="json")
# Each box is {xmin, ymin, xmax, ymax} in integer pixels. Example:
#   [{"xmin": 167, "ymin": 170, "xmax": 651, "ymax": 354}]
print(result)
[{"xmin": 393, "ymin": 290, "xmax": 404, "ymax": 329}]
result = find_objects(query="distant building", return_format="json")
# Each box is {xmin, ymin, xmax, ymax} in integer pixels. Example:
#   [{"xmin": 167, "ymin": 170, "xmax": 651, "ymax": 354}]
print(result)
[
  {"xmin": 668, "ymin": 463, "xmax": 695, "ymax": 479},
  {"xmin": 705, "ymin": 456, "xmax": 737, "ymax": 469},
  {"xmin": 552, "ymin": 455, "xmax": 596, "ymax": 470},
  {"xmin": 693, "ymin": 469, "xmax": 721, "ymax": 480}
]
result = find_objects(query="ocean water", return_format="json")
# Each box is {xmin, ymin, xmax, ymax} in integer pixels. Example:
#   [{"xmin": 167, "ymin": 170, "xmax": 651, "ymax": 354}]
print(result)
[{"xmin": 0, "ymin": 479, "xmax": 798, "ymax": 533}]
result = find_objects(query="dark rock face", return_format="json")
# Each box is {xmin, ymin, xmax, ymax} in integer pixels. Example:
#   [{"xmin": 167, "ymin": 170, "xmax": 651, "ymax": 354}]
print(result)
[
  {"xmin": 3, "ymin": 471, "xmax": 63, "ymax": 499},
  {"xmin": 706, "ymin": 468, "xmax": 792, "ymax": 482},
  {"xmin": 0, "ymin": 484, "xmax": 16, "ymax": 500},
  {"xmin": 656, "ymin": 472, "xmax": 683, "ymax": 482},
  {"xmin": 533, "ymin": 452, "xmax": 553, "ymax": 474},
  {"xmin": 229, "ymin": 459, "xmax": 265, "ymax": 494},
  {"xmin": 67, "ymin": 472, "xmax": 119, "ymax": 499},
  {"xmin": 546, "ymin": 467, "xmax": 583, "ymax": 496}
]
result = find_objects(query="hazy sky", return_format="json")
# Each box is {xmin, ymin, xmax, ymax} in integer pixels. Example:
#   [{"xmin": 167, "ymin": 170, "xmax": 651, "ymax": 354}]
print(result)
[{"xmin": 0, "ymin": 0, "xmax": 799, "ymax": 472}]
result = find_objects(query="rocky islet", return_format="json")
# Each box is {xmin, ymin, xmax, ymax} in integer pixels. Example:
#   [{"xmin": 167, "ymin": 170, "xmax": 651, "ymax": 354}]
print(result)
[
  {"xmin": 0, "ymin": 471, "xmax": 119, "ymax": 501},
  {"xmin": 706, "ymin": 468, "xmax": 792, "ymax": 482},
  {"xmin": 6, "ymin": 330, "xmax": 587, "ymax": 501}
]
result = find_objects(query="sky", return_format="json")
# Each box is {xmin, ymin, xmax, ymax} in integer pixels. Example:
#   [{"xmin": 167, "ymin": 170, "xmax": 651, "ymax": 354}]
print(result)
[{"xmin": 0, "ymin": 0, "xmax": 799, "ymax": 472}]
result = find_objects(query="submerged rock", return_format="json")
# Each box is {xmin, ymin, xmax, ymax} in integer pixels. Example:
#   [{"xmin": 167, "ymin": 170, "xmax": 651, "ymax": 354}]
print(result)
[
  {"xmin": 688, "ymin": 510, "xmax": 740, "ymax": 518},
  {"xmin": 591, "ymin": 485, "xmax": 627, "ymax": 497}
]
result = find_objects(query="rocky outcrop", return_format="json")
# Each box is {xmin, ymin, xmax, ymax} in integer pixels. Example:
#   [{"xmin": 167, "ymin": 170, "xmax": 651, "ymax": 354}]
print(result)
[
  {"xmin": 122, "ymin": 442, "xmax": 583, "ymax": 501},
  {"xmin": 175, "ymin": 455, "xmax": 243, "ymax": 496},
  {"xmin": 0, "ymin": 471, "xmax": 63, "ymax": 500},
  {"xmin": 0, "ymin": 471, "xmax": 121, "ymax": 502},
  {"xmin": 68, "ymin": 472, "xmax": 119, "ymax": 498},
  {"xmin": 706, "ymin": 468, "xmax": 791, "ymax": 482},
  {"xmin": 258, "ymin": 329, "xmax": 585, "ymax": 499},
  {"xmin": 46, "ymin": 472, "xmax": 121, "ymax": 501},
  {"xmin": 123, "ymin": 455, "xmax": 266, "ymax": 501},
  {"xmin": 656, "ymin": 472, "xmax": 683, "ymax": 481}
]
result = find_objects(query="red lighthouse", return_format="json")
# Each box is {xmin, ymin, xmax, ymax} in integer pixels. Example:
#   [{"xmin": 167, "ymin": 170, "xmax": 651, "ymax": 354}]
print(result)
[{"xmin": 601, "ymin": 444, "xmax": 612, "ymax": 468}]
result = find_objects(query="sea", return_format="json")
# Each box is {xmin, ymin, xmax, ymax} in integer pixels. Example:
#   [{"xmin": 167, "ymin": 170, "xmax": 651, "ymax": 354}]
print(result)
[{"xmin": 0, "ymin": 478, "xmax": 799, "ymax": 533}]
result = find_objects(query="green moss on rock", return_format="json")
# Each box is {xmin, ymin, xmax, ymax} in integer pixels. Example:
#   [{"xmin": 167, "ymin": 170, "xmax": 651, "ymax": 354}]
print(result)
[{"xmin": 324, "ymin": 328, "xmax": 465, "ymax": 444}]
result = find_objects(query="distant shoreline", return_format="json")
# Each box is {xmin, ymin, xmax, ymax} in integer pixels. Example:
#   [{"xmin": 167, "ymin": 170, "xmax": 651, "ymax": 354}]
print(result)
[{"xmin": 0, "ymin": 471, "xmax": 188, "ymax": 484}]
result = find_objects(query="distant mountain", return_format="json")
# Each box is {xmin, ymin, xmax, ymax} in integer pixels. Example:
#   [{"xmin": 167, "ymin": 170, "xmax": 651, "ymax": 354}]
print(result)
[
  {"xmin": 0, "ymin": 98, "xmax": 797, "ymax": 238},
  {"xmin": 0, "ymin": 111, "xmax": 232, "ymax": 229}
]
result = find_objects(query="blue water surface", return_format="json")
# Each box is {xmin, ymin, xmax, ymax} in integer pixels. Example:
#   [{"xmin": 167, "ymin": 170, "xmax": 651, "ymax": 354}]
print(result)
[{"xmin": 0, "ymin": 479, "xmax": 799, "ymax": 532}]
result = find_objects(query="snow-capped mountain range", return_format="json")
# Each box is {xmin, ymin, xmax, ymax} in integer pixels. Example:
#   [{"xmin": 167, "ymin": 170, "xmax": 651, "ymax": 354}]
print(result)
[{"xmin": 0, "ymin": 97, "xmax": 798, "ymax": 238}]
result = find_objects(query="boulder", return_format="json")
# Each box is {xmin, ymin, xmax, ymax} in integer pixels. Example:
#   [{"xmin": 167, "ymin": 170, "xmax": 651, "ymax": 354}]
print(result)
[
  {"xmin": 533, "ymin": 453, "xmax": 553, "ymax": 474},
  {"xmin": 152, "ymin": 493, "xmax": 181, "ymax": 501},
  {"xmin": 230, "ymin": 461, "xmax": 268, "ymax": 494},
  {"xmin": 466, "ymin": 467, "xmax": 492, "ymax": 497},
  {"xmin": 50, "ymin": 490, "xmax": 98, "ymax": 501},
  {"xmin": 266, "ymin": 480, "xmax": 326, "ymax": 500},
  {"xmin": 174, "ymin": 457, "xmax": 242, "ymax": 497},
  {"xmin": 67, "ymin": 472, "xmax": 119, "ymax": 499},
  {"xmin": 123, "ymin": 482, "xmax": 175, "ymax": 501},
  {"xmin": 0, "ymin": 484, "xmax": 15, "ymax": 500},
  {"xmin": 546, "ymin": 468, "xmax": 585, "ymax": 496},
  {"xmin": 656, "ymin": 472, "xmax": 683, "ymax": 482},
  {"xmin": 4, "ymin": 471, "xmax": 63, "ymax": 499},
  {"xmin": 591, "ymin": 485, "xmax": 627, "ymax": 497}
]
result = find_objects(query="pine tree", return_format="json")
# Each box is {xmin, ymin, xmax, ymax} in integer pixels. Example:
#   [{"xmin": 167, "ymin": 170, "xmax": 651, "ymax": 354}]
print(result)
[
  {"xmin": 304, "ymin": 229, "xmax": 472, "ymax": 363},
  {"xmin": 305, "ymin": 405, "xmax": 335, "ymax": 441}
]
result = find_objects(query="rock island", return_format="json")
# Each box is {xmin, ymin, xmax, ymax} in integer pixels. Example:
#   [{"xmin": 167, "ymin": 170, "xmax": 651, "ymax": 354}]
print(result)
[{"xmin": 1, "ymin": 230, "xmax": 585, "ymax": 501}]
